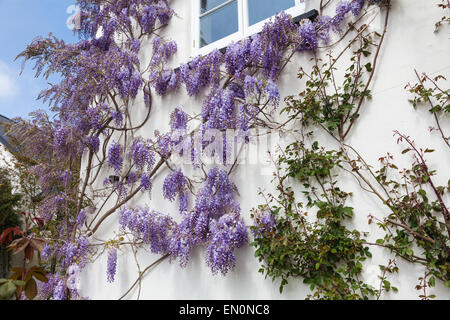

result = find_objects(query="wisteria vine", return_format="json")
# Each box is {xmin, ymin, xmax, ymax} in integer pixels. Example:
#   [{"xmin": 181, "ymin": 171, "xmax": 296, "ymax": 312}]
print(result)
[{"xmin": 4, "ymin": 0, "xmax": 392, "ymax": 300}]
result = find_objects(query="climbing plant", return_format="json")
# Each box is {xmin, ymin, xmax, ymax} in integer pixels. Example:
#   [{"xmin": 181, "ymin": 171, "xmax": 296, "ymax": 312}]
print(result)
[
  {"xmin": 251, "ymin": 0, "xmax": 449, "ymax": 300},
  {"xmin": 3, "ymin": 0, "xmax": 448, "ymax": 300}
]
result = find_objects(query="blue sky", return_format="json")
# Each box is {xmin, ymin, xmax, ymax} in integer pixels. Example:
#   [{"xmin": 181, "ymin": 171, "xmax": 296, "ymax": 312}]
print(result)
[{"xmin": 0, "ymin": 0, "xmax": 78, "ymax": 119}]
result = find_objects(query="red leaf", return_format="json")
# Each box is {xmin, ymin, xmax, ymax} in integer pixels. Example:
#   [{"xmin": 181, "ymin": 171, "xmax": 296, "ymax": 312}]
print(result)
[
  {"xmin": 11, "ymin": 238, "xmax": 30, "ymax": 256},
  {"xmin": 24, "ymin": 244, "xmax": 34, "ymax": 262},
  {"xmin": 0, "ymin": 227, "xmax": 23, "ymax": 245},
  {"xmin": 33, "ymin": 217, "xmax": 45, "ymax": 228},
  {"xmin": 30, "ymin": 238, "xmax": 45, "ymax": 253}
]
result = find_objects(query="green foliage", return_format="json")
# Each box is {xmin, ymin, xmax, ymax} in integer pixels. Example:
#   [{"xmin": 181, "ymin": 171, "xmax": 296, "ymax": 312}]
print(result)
[
  {"xmin": 251, "ymin": 141, "xmax": 377, "ymax": 300},
  {"xmin": 0, "ymin": 278, "xmax": 25, "ymax": 300},
  {"xmin": 0, "ymin": 167, "xmax": 22, "ymax": 280},
  {"xmin": 9, "ymin": 266, "xmax": 48, "ymax": 300},
  {"xmin": 0, "ymin": 168, "xmax": 22, "ymax": 233},
  {"xmin": 283, "ymin": 33, "xmax": 376, "ymax": 140},
  {"xmin": 251, "ymin": 20, "xmax": 449, "ymax": 299},
  {"xmin": 406, "ymin": 71, "xmax": 449, "ymax": 147},
  {"xmin": 251, "ymin": 38, "xmax": 388, "ymax": 299},
  {"xmin": 371, "ymin": 133, "xmax": 449, "ymax": 291},
  {"xmin": 407, "ymin": 71, "xmax": 449, "ymax": 114}
]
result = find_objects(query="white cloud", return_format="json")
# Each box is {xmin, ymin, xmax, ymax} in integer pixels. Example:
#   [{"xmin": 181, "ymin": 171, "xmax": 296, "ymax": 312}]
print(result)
[{"xmin": 0, "ymin": 61, "xmax": 19, "ymax": 99}]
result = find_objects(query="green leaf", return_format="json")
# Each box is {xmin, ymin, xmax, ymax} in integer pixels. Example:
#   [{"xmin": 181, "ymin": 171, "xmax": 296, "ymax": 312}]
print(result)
[
  {"xmin": 13, "ymin": 280, "xmax": 25, "ymax": 286},
  {"xmin": 0, "ymin": 281, "xmax": 16, "ymax": 300},
  {"xmin": 383, "ymin": 280, "xmax": 391, "ymax": 291},
  {"xmin": 428, "ymin": 277, "xmax": 435, "ymax": 287}
]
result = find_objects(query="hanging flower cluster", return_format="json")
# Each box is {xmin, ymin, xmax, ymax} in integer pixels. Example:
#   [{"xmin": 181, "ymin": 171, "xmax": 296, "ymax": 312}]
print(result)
[
  {"xmin": 41, "ymin": 236, "xmax": 89, "ymax": 269},
  {"xmin": 106, "ymin": 248, "xmax": 118, "ymax": 283},
  {"xmin": 119, "ymin": 207, "xmax": 176, "ymax": 256},
  {"xmin": 163, "ymin": 169, "xmax": 189, "ymax": 213}
]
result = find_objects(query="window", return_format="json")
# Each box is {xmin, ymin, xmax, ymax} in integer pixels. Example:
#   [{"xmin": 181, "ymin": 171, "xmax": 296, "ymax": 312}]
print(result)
[{"xmin": 193, "ymin": 0, "xmax": 306, "ymax": 55}]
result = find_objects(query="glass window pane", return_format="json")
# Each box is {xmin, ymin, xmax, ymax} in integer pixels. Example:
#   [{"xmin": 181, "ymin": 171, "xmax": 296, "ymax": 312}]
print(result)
[
  {"xmin": 200, "ymin": 0, "xmax": 229, "ymax": 14},
  {"xmin": 248, "ymin": 0, "xmax": 295, "ymax": 25},
  {"xmin": 200, "ymin": 0, "xmax": 238, "ymax": 47}
]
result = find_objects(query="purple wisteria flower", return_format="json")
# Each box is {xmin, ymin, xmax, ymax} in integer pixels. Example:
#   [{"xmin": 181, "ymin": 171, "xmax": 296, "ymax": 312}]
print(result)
[
  {"xmin": 108, "ymin": 141, "xmax": 123, "ymax": 174},
  {"xmin": 107, "ymin": 247, "xmax": 117, "ymax": 283},
  {"xmin": 111, "ymin": 110, "xmax": 124, "ymax": 127},
  {"xmin": 76, "ymin": 209, "xmax": 87, "ymax": 227},
  {"xmin": 298, "ymin": 19, "xmax": 318, "ymax": 51},
  {"xmin": 332, "ymin": 1, "xmax": 353, "ymax": 32},
  {"xmin": 42, "ymin": 243, "xmax": 51, "ymax": 261},
  {"xmin": 85, "ymin": 135, "xmax": 100, "ymax": 153},
  {"xmin": 205, "ymin": 214, "xmax": 248, "ymax": 275},
  {"xmin": 350, "ymin": 0, "xmax": 365, "ymax": 16},
  {"xmin": 180, "ymin": 49, "xmax": 223, "ymax": 96},
  {"xmin": 129, "ymin": 138, "xmax": 154, "ymax": 171},
  {"xmin": 53, "ymin": 278, "xmax": 66, "ymax": 300},
  {"xmin": 140, "ymin": 173, "xmax": 152, "ymax": 191},
  {"xmin": 314, "ymin": 15, "xmax": 333, "ymax": 44},
  {"xmin": 265, "ymin": 81, "xmax": 280, "ymax": 104},
  {"xmin": 252, "ymin": 210, "xmax": 276, "ymax": 239},
  {"xmin": 170, "ymin": 107, "xmax": 188, "ymax": 131},
  {"xmin": 169, "ymin": 167, "xmax": 246, "ymax": 270},
  {"xmin": 45, "ymin": 236, "xmax": 89, "ymax": 269},
  {"xmin": 154, "ymin": 130, "xmax": 172, "ymax": 158},
  {"xmin": 119, "ymin": 207, "xmax": 177, "ymax": 255},
  {"xmin": 54, "ymin": 126, "xmax": 67, "ymax": 149},
  {"xmin": 163, "ymin": 169, "xmax": 189, "ymax": 213},
  {"xmin": 149, "ymin": 36, "xmax": 179, "ymax": 95}
]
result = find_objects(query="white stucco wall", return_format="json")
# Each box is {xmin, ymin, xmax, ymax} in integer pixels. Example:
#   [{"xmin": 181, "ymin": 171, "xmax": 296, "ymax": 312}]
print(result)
[
  {"xmin": 79, "ymin": 0, "xmax": 450, "ymax": 300},
  {"xmin": 0, "ymin": 144, "xmax": 14, "ymax": 170}
]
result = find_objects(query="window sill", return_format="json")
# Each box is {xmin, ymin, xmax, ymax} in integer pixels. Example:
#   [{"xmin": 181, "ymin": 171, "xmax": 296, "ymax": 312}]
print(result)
[{"xmin": 174, "ymin": 9, "xmax": 318, "ymax": 72}]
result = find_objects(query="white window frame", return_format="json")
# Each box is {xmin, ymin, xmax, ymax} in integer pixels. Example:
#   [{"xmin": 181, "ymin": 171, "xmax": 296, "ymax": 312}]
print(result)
[{"xmin": 192, "ymin": 0, "xmax": 306, "ymax": 56}]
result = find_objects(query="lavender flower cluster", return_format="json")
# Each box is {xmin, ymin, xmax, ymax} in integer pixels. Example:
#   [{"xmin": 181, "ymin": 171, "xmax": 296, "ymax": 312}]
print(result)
[
  {"xmin": 107, "ymin": 247, "xmax": 117, "ymax": 283},
  {"xmin": 129, "ymin": 138, "xmax": 155, "ymax": 171},
  {"xmin": 108, "ymin": 140, "xmax": 123, "ymax": 174},
  {"xmin": 168, "ymin": 168, "xmax": 247, "ymax": 274},
  {"xmin": 119, "ymin": 207, "xmax": 177, "ymax": 255},
  {"xmin": 118, "ymin": 167, "xmax": 248, "ymax": 276},
  {"xmin": 251, "ymin": 210, "xmax": 276, "ymax": 239},
  {"xmin": 205, "ymin": 214, "xmax": 248, "ymax": 275},
  {"xmin": 37, "ymin": 269, "xmax": 87, "ymax": 300},
  {"xmin": 163, "ymin": 169, "xmax": 189, "ymax": 213},
  {"xmin": 77, "ymin": 0, "xmax": 174, "ymax": 40},
  {"xmin": 149, "ymin": 37, "xmax": 180, "ymax": 95},
  {"xmin": 42, "ymin": 236, "xmax": 89, "ymax": 269},
  {"xmin": 37, "ymin": 273, "xmax": 67, "ymax": 300}
]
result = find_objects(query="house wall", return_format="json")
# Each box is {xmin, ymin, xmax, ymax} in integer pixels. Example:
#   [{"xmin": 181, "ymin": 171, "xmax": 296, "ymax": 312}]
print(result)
[
  {"xmin": 79, "ymin": 0, "xmax": 450, "ymax": 299},
  {"xmin": 0, "ymin": 144, "xmax": 14, "ymax": 171}
]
